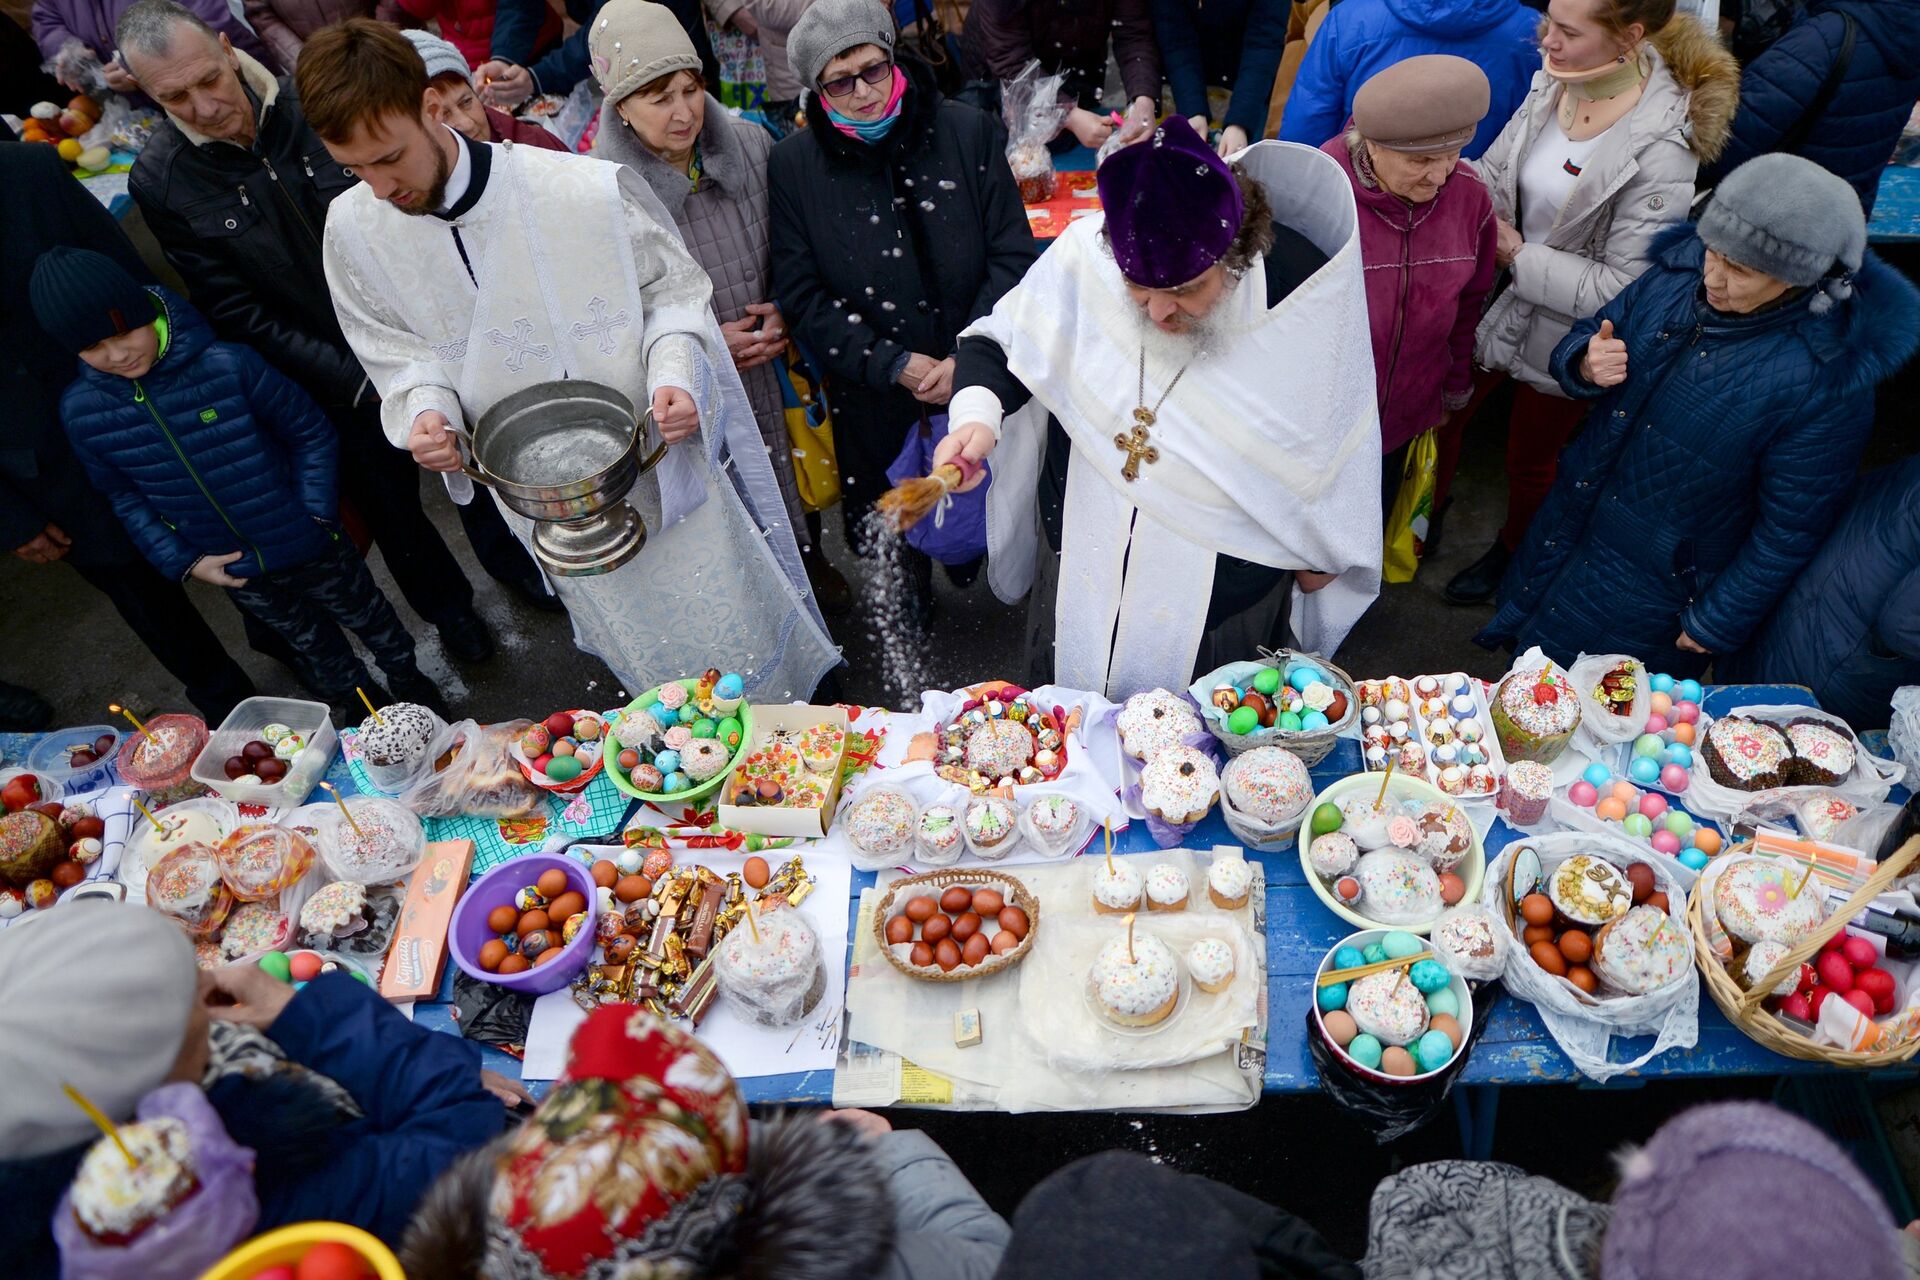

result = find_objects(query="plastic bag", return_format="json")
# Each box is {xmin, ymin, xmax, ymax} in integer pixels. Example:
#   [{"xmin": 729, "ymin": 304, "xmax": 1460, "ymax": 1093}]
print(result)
[
  {"xmin": 1382, "ymin": 430, "xmax": 1437, "ymax": 584},
  {"xmin": 841, "ymin": 784, "xmax": 921, "ymax": 871},
  {"xmin": 317, "ymin": 797, "xmax": 426, "ymax": 885},
  {"xmin": 885, "ymin": 413, "xmax": 989, "ymax": 565},
  {"xmin": 452, "ymin": 969, "xmax": 533, "ymax": 1048},
  {"xmin": 1567, "ymin": 653, "xmax": 1651, "ymax": 751},
  {"xmin": 1001, "ymin": 60, "xmax": 1069, "ymax": 203},
  {"xmin": 45, "ymin": 39, "xmax": 106, "ymax": 97},
  {"xmin": 1683, "ymin": 703, "xmax": 1906, "ymax": 824},
  {"xmin": 397, "ymin": 719, "xmax": 543, "ymax": 819},
  {"xmin": 1307, "ymin": 979, "xmax": 1500, "ymax": 1144},
  {"xmin": 1890, "ymin": 687, "xmax": 1920, "ymax": 769},
  {"xmin": 713, "ymin": 901, "xmax": 825, "ymax": 1028},
  {"xmin": 1481, "ymin": 833, "xmax": 1698, "ymax": 1082},
  {"xmin": 53, "ymin": 1082, "xmax": 258, "ymax": 1280}
]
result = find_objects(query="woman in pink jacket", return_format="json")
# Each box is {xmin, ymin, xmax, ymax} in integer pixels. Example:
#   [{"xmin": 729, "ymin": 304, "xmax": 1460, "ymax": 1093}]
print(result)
[{"xmin": 1323, "ymin": 54, "xmax": 1497, "ymax": 528}]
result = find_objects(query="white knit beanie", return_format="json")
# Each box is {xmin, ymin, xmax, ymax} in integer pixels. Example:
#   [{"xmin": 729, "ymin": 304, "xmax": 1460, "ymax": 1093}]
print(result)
[{"xmin": 589, "ymin": 0, "xmax": 703, "ymax": 105}]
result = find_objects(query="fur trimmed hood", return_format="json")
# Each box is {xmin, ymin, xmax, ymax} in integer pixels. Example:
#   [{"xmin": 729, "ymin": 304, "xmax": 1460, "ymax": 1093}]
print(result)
[
  {"xmin": 1648, "ymin": 12, "xmax": 1741, "ymax": 162},
  {"xmin": 592, "ymin": 93, "xmax": 758, "ymax": 220},
  {"xmin": 401, "ymin": 1114, "xmax": 897, "ymax": 1280}
]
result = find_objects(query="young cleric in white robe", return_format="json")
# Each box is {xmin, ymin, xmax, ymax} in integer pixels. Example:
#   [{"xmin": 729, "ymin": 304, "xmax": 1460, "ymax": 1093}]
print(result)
[
  {"xmin": 300, "ymin": 19, "xmax": 836, "ymax": 701},
  {"xmin": 934, "ymin": 118, "xmax": 1383, "ymax": 701}
]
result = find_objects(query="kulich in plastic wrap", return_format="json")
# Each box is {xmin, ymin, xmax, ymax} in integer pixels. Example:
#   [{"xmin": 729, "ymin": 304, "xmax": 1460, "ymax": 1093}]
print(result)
[
  {"xmin": 319, "ymin": 797, "xmax": 427, "ymax": 884},
  {"xmin": 712, "ymin": 900, "xmax": 825, "ymax": 1028},
  {"xmin": 215, "ymin": 823, "xmax": 316, "ymax": 901},
  {"xmin": 115, "ymin": 714, "xmax": 210, "ymax": 805},
  {"xmin": 146, "ymin": 841, "xmax": 234, "ymax": 937}
]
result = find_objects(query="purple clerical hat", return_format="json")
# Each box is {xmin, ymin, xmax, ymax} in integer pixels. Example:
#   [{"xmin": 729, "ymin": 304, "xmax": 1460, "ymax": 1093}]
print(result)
[{"xmin": 1096, "ymin": 115, "xmax": 1244, "ymax": 289}]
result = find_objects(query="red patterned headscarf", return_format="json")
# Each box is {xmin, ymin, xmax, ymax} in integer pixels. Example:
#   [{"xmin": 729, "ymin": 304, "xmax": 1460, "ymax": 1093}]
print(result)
[{"xmin": 484, "ymin": 1007, "xmax": 750, "ymax": 1279}]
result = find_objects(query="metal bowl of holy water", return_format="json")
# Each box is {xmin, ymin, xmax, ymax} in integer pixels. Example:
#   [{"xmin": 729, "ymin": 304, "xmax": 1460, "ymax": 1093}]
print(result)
[{"xmin": 462, "ymin": 380, "xmax": 668, "ymax": 577}]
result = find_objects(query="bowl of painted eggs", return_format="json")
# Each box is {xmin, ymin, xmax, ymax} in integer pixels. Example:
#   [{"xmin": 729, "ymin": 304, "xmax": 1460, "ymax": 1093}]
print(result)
[
  {"xmin": 200, "ymin": 1221, "xmax": 404, "ymax": 1280},
  {"xmin": 449, "ymin": 855, "xmax": 599, "ymax": 994},
  {"xmin": 1560, "ymin": 763, "xmax": 1724, "ymax": 871},
  {"xmin": 605, "ymin": 669, "xmax": 755, "ymax": 805},
  {"xmin": 1299, "ymin": 771, "xmax": 1486, "ymax": 934},
  {"xmin": 1314, "ymin": 929, "xmax": 1472, "ymax": 1083},
  {"xmin": 1192, "ymin": 652, "xmax": 1357, "ymax": 766},
  {"xmin": 508, "ymin": 709, "xmax": 609, "ymax": 793}
]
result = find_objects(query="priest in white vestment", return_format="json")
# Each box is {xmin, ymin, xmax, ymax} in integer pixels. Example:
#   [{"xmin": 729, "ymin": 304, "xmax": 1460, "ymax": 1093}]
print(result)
[
  {"xmin": 301, "ymin": 19, "xmax": 836, "ymax": 700},
  {"xmin": 936, "ymin": 117, "xmax": 1383, "ymax": 700}
]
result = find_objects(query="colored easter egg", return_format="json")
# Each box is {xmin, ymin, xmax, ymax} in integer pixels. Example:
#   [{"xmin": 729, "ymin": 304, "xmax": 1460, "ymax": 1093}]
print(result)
[
  {"xmin": 1672, "ymin": 700, "xmax": 1701, "ymax": 725},
  {"xmin": 717, "ymin": 717, "xmax": 744, "ymax": 749},
  {"xmin": 1650, "ymin": 830, "xmax": 1682, "ymax": 855},
  {"xmin": 647, "ymin": 701, "xmax": 670, "ymax": 723},
  {"xmin": 1409, "ymin": 959, "xmax": 1450, "ymax": 992},
  {"xmin": 1633, "ymin": 733, "xmax": 1664, "ymax": 758},
  {"xmin": 258, "ymin": 951, "xmax": 292, "ymax": 982},
  {"xmin": 1610, "ymin": 781, "xmax": 1639, "ymax": 804},
  {"xmin": 1333, "ymin": 945, "xmax": 1366, "ymax": 970},
  {"xmin": 1675, "ymin": 679, "xmax": 1703, "ymax": 704},
  {"xmin": 1363, "ymin": 943, "xmax": 1389, "ymax": 965},
  {"xmin": 1425, "ymin": 987, "xmax": 1460, "ymax": 1018},
  {"xmin": 1253, "ymin": 667, "xmax": 1282, "ymax": 696},
  {"xmin": 1416, "ymin": 1029, "xmax": 1455, "ymax": 1073},
  {"xmin": 654, "ymin": 749, "xmax": 681, "ymax": 776},
  {"xmin": 1289, "ymin": 666, "xmax": 1324, "ymax": 693},
  {"xmin": 1650, "ymin": 673, "xmax": 1674, "ymax": 694},
  {"xmin": 1278, "ymin": 711, "xmax": 1303, "ymax": 731},
  {"xmin": 1318, "ymin": 981, "xmax": 1349, "ymax": 1011},
  {"xmin": 1568, "ymin": 780, "xmax": 1600, "ymax": 807},
  {"xmin": 1650, "ymin": 690, "xmax": 1673, "ymax": 716},
  {"xmin": 1227, "ymin": 706, "xmax": 1259, "ymax": 735},
  {"xmin": 1644, "ymin": 713, "xmax": 1670, "ymax": 734},
  {"xmin": 1311, "ymin": 803, "xmax": 1344, "ymax": 836},
  {"xmin": 1678, "ymin": 847, "xmax": 1709, "ymax": 871},
  {"xmin": 1383, "ymin": 931, "xmax": 1424, "ymax": 959},
  {"xmin": 1298, "ymin": 710, "xmax": 1328, "ymax": 731},
  {"xmin": 1345, "ymin": 1032, "xmax": 1384, "ymax": 1070},
  {"xmin": 1629, "ymin": 756, "xmax": 1662, "ymax": 784},
  {"xmin": 1660, "ymin": 764, "xmax": 1690, "ymax": 792},
  {"xmin": 661, "ymin": 771, "xmax": 689, "ymax": 792},
  {"xmin": 545, "ymin": 754, "xmax": 583, "ymax": 782},
  {"xmin": 1596, "ymin": 797, "xmax": 1629, "ymax": 822},
  {"xmin": 1663, "ymin": 744, "xmax": 1693, "ymax": 769},
  {"xmin": 1671, "ymin": 722, "xmax": 1697, "ymax": 746},
  {"xmin": 1582, "ymin": 763, "xmax": 1612, "ymax": 788},
  {"xmin": 677, "ymin": 704, "xmax": 700, "ymax": 725},
  {"xmin": 1663, "ymin": 810, "xmax": 1693, "ymax": 837},
  {"xmin": 1638, "ymin": 792, "xmax": 1668, "ymax": 820},
  {"xmin": 691, "ymin": 718, "xmax": 718, "ymax": 739},
  {"xmin": 715, "ymin": 672, "xmax": 744, "ymax": 699},
  {"xmin": 1692, "ymin": 828, "xmax": 1723, "ymax": 856},
  {"xmin": 1623, "ymin": 813, "xmax": 1653, "ymax": 838}
]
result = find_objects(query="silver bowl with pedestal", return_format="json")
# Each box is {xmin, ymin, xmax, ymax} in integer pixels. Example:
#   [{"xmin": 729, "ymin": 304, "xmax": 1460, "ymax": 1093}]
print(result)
[{"xmin": 455, "ymin": 380, "xmax": 668, "ymax": 577}]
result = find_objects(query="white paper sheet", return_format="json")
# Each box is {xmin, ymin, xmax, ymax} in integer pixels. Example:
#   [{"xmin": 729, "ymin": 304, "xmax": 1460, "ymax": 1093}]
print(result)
[{"xmin": 522, "ymin": 851, "xmax": 852, "ymax": 1080}]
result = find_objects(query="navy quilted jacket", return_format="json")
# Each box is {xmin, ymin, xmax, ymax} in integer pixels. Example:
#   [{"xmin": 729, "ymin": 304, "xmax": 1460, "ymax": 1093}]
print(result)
[
  {"xmin": 1719, "ymin": 454, "xmax": 1920, "ymax": 729},
  {"xmin": 59, "ymin": 289, "xmax": 341, "ymax": 583},
  {"xmin": 1700, "ymin": 0, "xmax": 1920, "ymax": 215},
  {"xmin": 1478, "ymin": 225, "xmax": 1920, "ymax": 677}
]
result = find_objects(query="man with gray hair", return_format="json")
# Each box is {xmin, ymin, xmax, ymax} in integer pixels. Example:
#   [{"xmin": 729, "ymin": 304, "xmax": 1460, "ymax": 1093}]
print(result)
[{"xmin": 121, "ymin": 0, "xmax": 549, "ymax": 662}]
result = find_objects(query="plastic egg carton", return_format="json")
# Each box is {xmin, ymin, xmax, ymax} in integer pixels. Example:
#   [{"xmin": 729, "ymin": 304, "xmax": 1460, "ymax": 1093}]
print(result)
[{"xmin": 1357, "ymin": 673, "xmax": 1507, "ymax": 800}]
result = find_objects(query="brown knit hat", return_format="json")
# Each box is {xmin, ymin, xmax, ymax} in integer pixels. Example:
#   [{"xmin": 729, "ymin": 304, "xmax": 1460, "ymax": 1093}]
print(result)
[{"xmin": 1352, "ymin": 55, "xmax": 1490, "ymax": 154}]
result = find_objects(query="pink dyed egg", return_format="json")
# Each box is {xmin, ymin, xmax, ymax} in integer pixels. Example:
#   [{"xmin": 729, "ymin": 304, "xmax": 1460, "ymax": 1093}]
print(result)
[
  {"xmin": 1649, "ymin": 829, "xmax": 1682, "ymax": 855},
  {"xmin": 1672, "ymin": 701, "xmax": 1700, "ymax": 725},
  {"xmin": 1660, "ymin": 764, "xmax": 1690, "ymax": 793},
  {"xmin": 1637, "ymin": 792, "xmax": 1669, "ymax": 820},
  {"xmin": 1645, "ymin": 713, "xmax": 1669, "ymax": 734},
  {"xmin": 1569, "ymin": 780, "xmax": 1600, "ymax": 807}
]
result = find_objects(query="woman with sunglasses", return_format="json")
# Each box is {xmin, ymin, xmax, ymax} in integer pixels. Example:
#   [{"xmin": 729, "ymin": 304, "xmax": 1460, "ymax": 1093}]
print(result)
[{"xmin": 770, "ymin": 0, "xmax": 1038, "ymax": 613}]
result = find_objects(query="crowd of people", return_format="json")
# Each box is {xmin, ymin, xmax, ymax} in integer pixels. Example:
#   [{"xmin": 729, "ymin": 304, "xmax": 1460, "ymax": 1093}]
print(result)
[{"xmin": 4, "ymin": 0, "xmax": 1919, "ymax": 733}]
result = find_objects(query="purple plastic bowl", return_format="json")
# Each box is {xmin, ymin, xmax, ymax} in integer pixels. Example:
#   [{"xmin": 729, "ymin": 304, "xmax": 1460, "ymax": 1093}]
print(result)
[{"xmin": 449, "ymin": 853, "xmax": 599, "ymax": 995}]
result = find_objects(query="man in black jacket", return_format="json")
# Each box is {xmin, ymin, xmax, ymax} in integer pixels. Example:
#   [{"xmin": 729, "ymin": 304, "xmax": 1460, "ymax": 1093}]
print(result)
[
  {"xmin": 0, "ymin": 141, "xmax": 257, "ymax": 724},
  {"xmin": 121, "ymin": 0, "xmax": 555, "ymax": 665}
]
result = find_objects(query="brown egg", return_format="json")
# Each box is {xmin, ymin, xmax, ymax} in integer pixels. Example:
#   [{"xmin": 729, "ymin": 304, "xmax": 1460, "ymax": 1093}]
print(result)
[
  {"xmin": 50, "ymin": 859, "xmax": 85, "ymax": 889},
  {"xmin": 1557, "ymin": 930, "xmax": 1593, "ymax": 964},
  {"xmin": 517, "ymin": 909, "xmax": 551, "ymax": 937},
  {"xmin": 1521, "ymin": 893, "xmax": 1554, "ymax": 926},
  {"xmin": 1567, "ymin": 965, "xmax": 1599, "ymax": 994},
  {"xmin": 743, "ymin": 856, "xmax": 770, "ymax": 889},
  {"xmin": 1438, "ymin": 872, "xmax": 1466, "ymax": 905},
  {"xmin": 951, "ymin": 911, "xmax": 982, "ymax": 942},
  {"xmin": 922, "ymin": 914, "xmax": 952, "ymax": 944},
  {"xmin": 497, "ymin": 954, "xmax": 531, "ymax": 974},
  {"xmin": 478, "ymin": 938, "xmax": 508, "ymax": 972},
  {"xmin": 904, "ymin": 896, "xmax": 938, "ymax": 923},
  {"xmin": 1645, "ymin": 891, "xmax": 1670, "ymax": 914},
  {"xmin": 533, "ymin": 946, "xmax": 565, "ymax": 967},
  {"xmin": 990, "ymin": 931, "xmax": 1020, "ymax": 955},
  {"xmin": 1381, "ymin": 1046, "xmax": 1417, "ymax": 1077},
  {"xmin": 590, "ymin": 859, "xmax": 619, "ymax": 889},
  {"xmin": 997, "ymin": 906, "xmax": 1030, "ymax": 940},
  {"xmin": 606, "ymin": 934, "xmax": 637, "ymax": 962},
  {"xmin": 547, "ymin": 891, "xmax": 586, "ymax": 924},
  {"xmin": 885, "ymin": 915, "xmax": 914, "ymax": 945},
  {"xmin": 1523, "ymin": 924, "xmax": 1554, "ymax": 946},
  {"xmin": 934, "ymin": 938, "xmax": 962, "ymax": 972},
  {"xmin": 1530, "ymin": 940, "xmax": 1569, "ymax": 977},
  {"xmin": 487, "ymin": 905, "xmax": 520, "ymax": 935},
  {"xmin": 536, "ymin": 868, "xmax": 569, "ymax": 899},
  {"xmin": 1322, "ymin": 1009, "xmax": 1359, "ymax": 1047},
  {"xmin": 1429, "ymin": 1013, "xmax": 1462, "ymax": 1048},
  {"xmin": 910, "ymin": 941, "xmax": 934, "ymax": 967},
  {"xmin": 940, "ymin": 886, "xmax": 974, "ymax": 914},
  {"xmin": 1625, "ymin": 862, "xmax": 1656, "ymax": 904},
  {"xmin": 972, "ymin": 888, "xmax": 1005, "ymax": 916},
  {"xmin": 962, "ymin": 933, "xmax": 990, "ymax": 967},
  {"xmin": 615, "ymin": 875, "xmax": 652, "ymax": 903}
]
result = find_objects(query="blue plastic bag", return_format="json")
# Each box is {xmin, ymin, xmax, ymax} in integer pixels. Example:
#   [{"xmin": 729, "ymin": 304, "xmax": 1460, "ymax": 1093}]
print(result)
[{"xmin": 885, "ymin": 413, "xmax": 990, "ymax": 565}]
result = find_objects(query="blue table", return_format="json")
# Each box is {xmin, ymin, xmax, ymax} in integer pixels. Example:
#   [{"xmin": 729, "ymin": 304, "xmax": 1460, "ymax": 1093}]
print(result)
[{"xmin": 1870, "ymin": 166, "xmax": 1920, "ymax": 244}]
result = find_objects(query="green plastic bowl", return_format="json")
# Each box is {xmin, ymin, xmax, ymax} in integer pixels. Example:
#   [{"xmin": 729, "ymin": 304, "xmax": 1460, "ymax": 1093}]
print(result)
[{"xmin": 603, "ymin": 679, "xmax": 754, "ymax": 805}]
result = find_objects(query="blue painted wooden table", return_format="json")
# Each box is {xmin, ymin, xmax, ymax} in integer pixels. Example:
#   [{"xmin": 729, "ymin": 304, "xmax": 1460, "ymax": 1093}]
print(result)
[{"xmin": 1870, "ymin": 166, "xmax": 1920, "ymax": 244}]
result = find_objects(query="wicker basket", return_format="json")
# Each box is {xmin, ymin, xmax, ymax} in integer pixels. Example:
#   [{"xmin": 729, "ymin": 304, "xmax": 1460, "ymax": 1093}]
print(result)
[
  {"xmin": 1194, "ymin": 649, "xmax": 1359, "ymax": 767},
  {"xmin": 1688, "ymin": 834, "xmax": 1920, "ymax": 1066},
  {"xmin": 871, "ymin": 868, "xmax": 1040, "ymax": 983}
]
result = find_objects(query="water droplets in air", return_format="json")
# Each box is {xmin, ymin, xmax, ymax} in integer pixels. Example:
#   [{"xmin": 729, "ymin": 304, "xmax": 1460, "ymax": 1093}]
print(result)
[{"xmin": 856, "ymin": 509, "xmax": 935, "ymax": 705}]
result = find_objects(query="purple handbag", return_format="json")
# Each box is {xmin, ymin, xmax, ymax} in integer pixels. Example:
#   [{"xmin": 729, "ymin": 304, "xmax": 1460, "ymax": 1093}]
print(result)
[{"xmin": 885, "ymin": 412, "xmax": 990, "ymax": 565}]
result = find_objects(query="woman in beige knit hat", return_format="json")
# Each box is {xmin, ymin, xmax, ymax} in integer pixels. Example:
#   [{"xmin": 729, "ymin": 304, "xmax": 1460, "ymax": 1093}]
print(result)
[{"xmin": 589, "ymin": 0, "xmax": 848, "ymax": 610}]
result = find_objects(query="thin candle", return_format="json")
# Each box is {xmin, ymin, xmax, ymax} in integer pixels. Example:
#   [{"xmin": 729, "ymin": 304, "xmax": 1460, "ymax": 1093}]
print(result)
[
  {"xmin": 1104, "ymin": 820, "xmax": 1114, "ymax": 875},
  {"xmin": 745, "ymin": 893, "xmax": 762, "ymax": 944},
  {"xmin": 62, "ymin": 1084, "xmax": 136, "ymax": 1168},
  {"xmin": 107, "ymin": 703, "xmax": 155, "ymax": 746},
  {"xmin": 1124, "ymin": 911, "xmax": 1136, "ymax": 965},
  {"xmin": 356, "ymin": 687, "xmax": 384, "ymax": 725},
  {"xmin": 130, "ymin": 797, "xmax": 165, "ymax": 835},
  {"xmin": 319, "ymin": 782, "xmax": 363, "ymax": 837},
  {"xmin": 1374, "ymin": 756, "xmax": 1396, "ymax": 810}
]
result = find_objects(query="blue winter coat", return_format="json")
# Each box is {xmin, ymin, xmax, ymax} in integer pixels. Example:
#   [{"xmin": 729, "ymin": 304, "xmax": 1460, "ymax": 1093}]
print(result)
[
  {"xmin": 1700, "ymin": 0, "xmax": 1920, "ymax": 216},
  {"xmin": 1277, "ymin": 0, "xmax": 1541, "ymax": 158},
  {"xmin": 1477, "ymin": 225, "xmax": 1920, "ymax": 677},
  {"xmin": 59, "ymin": 288, "xmax": 341, "ymax": 583},
  {"xmin": 1719, "ymin": 455, "xmax": 1920, "ymax": 730}
]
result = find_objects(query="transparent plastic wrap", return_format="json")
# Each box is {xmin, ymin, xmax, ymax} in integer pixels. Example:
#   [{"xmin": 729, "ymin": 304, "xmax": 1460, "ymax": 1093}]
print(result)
[
  {"xmin": 1568, "ymin": 653, "xmax": 1651, "ymax": 750},
  {"xmin": 354, "ymin": 703, "xmax": 448, "ymax": 795},
  {"xmin": 317, "ymin": 797, "xmax": 427, "ymax": 885},
  {"xmin": 1428, "ymin": 906, "xmax": 1509, "ymax": 981},
  {"xmin": 1685, "ymin": 704, "xmax": 1905, "ymax": 823},
  {"xmin": 1001, "ymin": 60, "xmax": 1069, "ymax": 203},
  {"xmin": 842, "ymin": 784, "xmax": 920, "ymax": 871},
  {"xmin": 396, "ymin": 719, "xmax": 543, "ymax": 819},
  {"xmin": 1017, "ymin": 791, "xmax": 1088, "ymax": 858},
  {"xmin": 1889, "ymin": 687, "xmax": 1920, "ymax": 769},
  {"xmin": 44, "ymin": 39, "xmax": 107, "ymax": 97},
  {"xmin": 1728, "ymin": 790, "xmax": 1905, "ymax": 854},
  {"xmin": 146, "ymin": 842, "xmax": 233, "ymax": 937},
  {"xmin": 214, "ymin": 823, "xmax": 316, "ymax": 902},
  {"xmin": 713, "ymin": 901, "xmax": 825, "ymax": 1028}
]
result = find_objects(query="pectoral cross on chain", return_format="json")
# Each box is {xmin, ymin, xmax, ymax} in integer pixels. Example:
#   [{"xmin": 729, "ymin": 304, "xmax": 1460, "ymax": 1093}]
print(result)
[{"xmin": 1113, "ymin": 411, "xmax": 1160, "ymax": 482}]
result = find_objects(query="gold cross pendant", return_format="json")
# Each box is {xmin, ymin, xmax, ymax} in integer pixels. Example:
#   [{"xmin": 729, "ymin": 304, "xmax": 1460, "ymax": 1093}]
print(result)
[{"xmin": 1113, "ymin": 422, "xmax": 1159, "ymax": 482}]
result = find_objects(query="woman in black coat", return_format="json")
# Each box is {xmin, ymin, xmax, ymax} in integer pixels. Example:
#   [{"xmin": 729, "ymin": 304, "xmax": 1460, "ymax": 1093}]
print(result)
[{"xmin": 769, "ymin": 0, "xmax": 1037, "ymax": 591}]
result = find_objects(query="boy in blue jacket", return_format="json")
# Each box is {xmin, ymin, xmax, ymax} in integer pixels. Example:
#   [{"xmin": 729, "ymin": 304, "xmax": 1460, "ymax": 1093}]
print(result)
[{"xmin": 30, "ymin": 247, "xmax": 443, "ymax": 723}]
